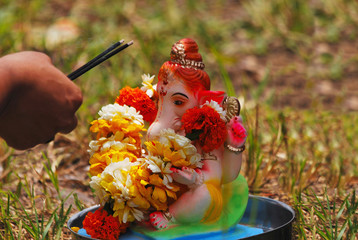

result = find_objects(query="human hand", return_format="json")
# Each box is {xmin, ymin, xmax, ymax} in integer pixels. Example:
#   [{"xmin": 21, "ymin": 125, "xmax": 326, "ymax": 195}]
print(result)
[{"xmin": 0, "ymin": 51, "xmax": 82, "ymax": 150}]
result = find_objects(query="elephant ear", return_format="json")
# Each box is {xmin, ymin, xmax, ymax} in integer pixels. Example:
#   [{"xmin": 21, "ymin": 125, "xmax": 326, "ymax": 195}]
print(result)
[{"xmin": 197, "ymin": 90, "xmax": 226, "ymax": 106}]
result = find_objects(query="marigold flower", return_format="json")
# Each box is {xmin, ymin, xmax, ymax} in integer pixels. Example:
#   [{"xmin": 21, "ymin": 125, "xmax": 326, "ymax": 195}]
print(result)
[
  {"xmin": 90, "ymin": 115, "xmax": 144, "ymax": 146},
  {"xmin": 83, "ymin": 207, "xmax": 129, "ymax": 240},
  {"xmin": 89, "ymin": 106, "xmax": 145, "ymax": 167},
  {"xmin": 89, "ymin": 159, "xmax": 150, "ymax": 223},
  {"xmin": 89, "ymin": 149, "xmax": 138, "ymax": 176},
  {"xmin": 129, "ymin": 164, "xmax": 180, "ymax": 212},
  {"xmin": 181, "ymin": 105, "xmax": 227, "ymax": 153},
  {"xmin": 116, "ymin": 86, "xmax": 157, "ymax": 123},
  {"xmin": 145, "ymin": 129, "xmax": 202, "ymax": 168},
  {"xmin": 88, "ymin": 131, "xmax": 142, "ymax": 176},
  {"xmin": 202, "ymin": 100, "xmax": 226, "ymax": 120}
]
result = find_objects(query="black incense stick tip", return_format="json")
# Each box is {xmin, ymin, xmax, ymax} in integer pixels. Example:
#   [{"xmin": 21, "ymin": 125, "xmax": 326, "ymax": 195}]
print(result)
[{"xmin": 68, "ymin": 40, "xmax": 133, "ymax": 81}]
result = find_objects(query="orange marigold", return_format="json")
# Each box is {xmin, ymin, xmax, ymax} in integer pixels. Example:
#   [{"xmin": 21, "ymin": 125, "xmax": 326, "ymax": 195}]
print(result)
[
  {"xmin": 115, "ymin": 86, "xmax": 157, "ymax": 123},
  {"xmin": 181, "ymin": 105, "xmax": 227, "ymax": 153},
  {"xmin": 83, "ymin": 207, "xmax": 129, "ymax": 240}
]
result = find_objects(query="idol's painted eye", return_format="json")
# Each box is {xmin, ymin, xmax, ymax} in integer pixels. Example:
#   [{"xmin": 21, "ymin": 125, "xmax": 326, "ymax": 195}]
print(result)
[
  {"xmin": 171, "ymin": 92, "xmax": 189, "ymax": 107},
  {"xmin": 174, "ymin": 100, "xmax": 184, "ymax": 105}
]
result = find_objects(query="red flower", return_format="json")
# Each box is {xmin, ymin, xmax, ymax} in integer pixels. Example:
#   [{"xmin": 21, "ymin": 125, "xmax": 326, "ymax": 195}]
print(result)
[
  {"xmin": 181, "ymin": 105, "xmax": 227, "ymax": 153},
  {"xmin": 115, "ymin": 86, "xmax": 157, "ymax": 123},
  {"xmin": 83, "ymin": 207, "xmax": 129, "ymax": 240}
]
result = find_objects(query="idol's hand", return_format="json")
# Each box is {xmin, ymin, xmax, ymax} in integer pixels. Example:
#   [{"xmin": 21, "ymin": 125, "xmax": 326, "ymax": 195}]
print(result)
[
  {"xmin": 171, "ymin": 167, "xmax": 203, "ymax": 188},
  {"xmin": 226, "ymin": 116, "xmax": 247, "ymax": 148}
]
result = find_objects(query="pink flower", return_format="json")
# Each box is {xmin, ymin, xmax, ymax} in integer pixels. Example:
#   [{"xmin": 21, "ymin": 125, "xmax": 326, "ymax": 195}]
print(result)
[{"xmin": 227, "ymin": 116, "xmax": 247, "ymax": 147}]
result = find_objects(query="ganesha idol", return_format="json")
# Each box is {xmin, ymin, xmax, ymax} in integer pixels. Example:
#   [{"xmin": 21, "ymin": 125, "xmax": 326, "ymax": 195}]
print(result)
[{"xmin": 84, "ymin": 38, "xmax": 248, "ymax": 240}]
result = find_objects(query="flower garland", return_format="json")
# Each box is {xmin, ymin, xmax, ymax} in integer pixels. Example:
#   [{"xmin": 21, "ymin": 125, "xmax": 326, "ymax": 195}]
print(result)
[
  {"xmin": 88, "ymin": 104, "xmax": 145, "ymax": 176},
  {"xmin": 181, "ymin": 100, "xmax": 227, "ymax": 153}
]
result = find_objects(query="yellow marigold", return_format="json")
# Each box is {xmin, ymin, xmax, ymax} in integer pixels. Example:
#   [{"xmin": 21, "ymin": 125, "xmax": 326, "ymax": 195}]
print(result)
[
  {"xmin": 90, "ymin": 159, "xmax": 150, "ymax": 223},
  {"xmin": 145, "ymin": 129, "xmax": 202, "ymax": 168},
  {"xmin": 90, "ymin": 115, "xmax": 145, "ymax": 146},
  {"xmin": 90, "ymin": 104, "xmax": 145, "ymax": 154},
  {"xmin": 112, "ymin": 183, "xmax": 151, "ymax": 223},
  {"xmin": 129, "ymin": 165, "xmax": 180, "ymax": 212},
  {"xmin": 89, "ymin": 150, "xmax": 138, "ymax": 176},
  {"xmin": 88, "ymin": 131, "xmax": 142, "ymax": 176}
]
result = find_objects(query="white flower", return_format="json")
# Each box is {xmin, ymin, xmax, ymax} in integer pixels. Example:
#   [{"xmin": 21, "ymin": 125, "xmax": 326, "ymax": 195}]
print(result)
[
  {"xmin": 190, "ymin": 154, "xmax": 203, "ymax": 168},
  {"xmin": 98, "ymin": 103, "xmax": 144, "ymax": 126},
  {"xmin": 105, "ymin": 158, "xmax": 136, "ymax": 178},
  {"xmin": 87, "ymin": 133, "xmax": 137, "ymax": 156},
  {"xmin": 158, "ymin": 129, "xmax": 202, "ymax": 168},
  {"xmin": 121, "ymin": 200, "xmax": 145, "ymax": 222},
  {"xmin": 141, "ymin": 74, "xmax": 157, "ymax": 98},
  {"xmin": 127, "ymin": 201, "xmax": 145, "ymax": 221},
  {"xmin": 88, "ymin": 139, "xmax": 101, "ymax": 154},
  {"xmin": 202, "ymin": 100, "xmax": 226, "ymax": 120},
  {"xmin": 159, "ymin": 129, "xmax": 191, "ymax": 149},
  {"xmin": 91, "ymin": 159, "xmax": 138, "ymax": 203},
  {"xmin": 182, "ymin": 144, "xmax": 198, "ymax": 156},
  {"xmin": 90, "ymin": 158, "xmax": 150, "ymax": 223},
  {"xmin": 88, "ymin": 136, "xmax": 123, "ymax": 156},
  {"xmin": 89, "ymin": 176, "xmax": 109, "ymax": 205},
  {"xmin": 145, "ymin": 156, "xmax": 162, "ymax": 173},
  {"xmin": 102, "ymin": 139, "xmax": 125, "ymax": 152},
  {"xmin": 145, "ymin": 155, "xmax": 173, "ymax": 188}
]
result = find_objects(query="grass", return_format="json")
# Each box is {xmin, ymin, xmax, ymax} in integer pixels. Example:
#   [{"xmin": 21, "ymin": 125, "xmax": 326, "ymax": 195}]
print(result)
[
  {"xmin": 1, "ymin": 0, "xmax": 358, "ymax": 239},
  {"xmin": 294, "ymin": 189, "xmax": 358, "ymax": 239},
  {"xmin": 0, "ymin": 157, "xmax": 74, "ymax": 239}
]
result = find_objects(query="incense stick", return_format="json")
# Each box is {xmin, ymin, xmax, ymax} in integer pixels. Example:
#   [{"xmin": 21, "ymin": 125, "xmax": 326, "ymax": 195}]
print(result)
[
  {"xmin": 68, "ymin": 40, "xmax": 124, "ymax": 80},
  {"xmin": 68, "ymin": 40, "xmax": 133, "ymax": 81}
]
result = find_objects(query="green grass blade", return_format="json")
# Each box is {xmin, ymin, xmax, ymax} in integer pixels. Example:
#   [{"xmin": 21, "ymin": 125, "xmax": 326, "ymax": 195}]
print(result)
[
  {"xmin": 17, "ymin": 219, "xmax": 23, "ymax": 240},
  {"xmin": 73, "ymin": 193, "xmax": 85, "ymax": 211},
  {"xmin": 42, "ymin": 210, "xmax": 56, "ymax": 240},
  {"xmin": 5, "ymin": 221, "xmax": 15, "ymax": 240},
  {"xmin": 9, "ymin": 192, "xmax": 37, "ymax": 238},
  {"xmin": 42, "ymin": 153, "xmax": 61, "ymax": 199},
  {"xmin": 337, "ymin": 223, "xmax": 348, "ymax": 240}
]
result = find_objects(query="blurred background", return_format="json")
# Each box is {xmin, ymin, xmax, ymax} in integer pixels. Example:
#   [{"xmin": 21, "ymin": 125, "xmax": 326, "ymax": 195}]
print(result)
[{"xmin": 0, "ymin": 0, "xmax": 357, "ymax": 239}]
